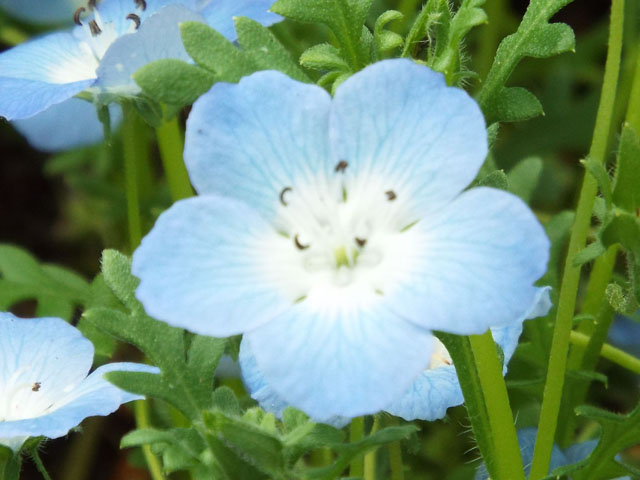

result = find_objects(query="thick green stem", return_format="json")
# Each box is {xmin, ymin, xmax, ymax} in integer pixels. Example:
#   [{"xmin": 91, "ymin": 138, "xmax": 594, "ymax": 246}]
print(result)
[
  {"xmin": 349, "ymin": 417, "xmax": 365, "ymax": 477},
  {"xmin": 363, "ymin": 416, "xmax": 380, "ymax": 480},
  {"xmin": 469, "ymin": 331, "xmax": 525, "ymax": 480},
  {"xmin": 134, "ymin": 401, "xmax": 167, "ymax": 480},
  {"xmin": 156, "ymin": 116, "xmax": 193, "ymax": 201},
  {"xmin": 529, "ymin": 0, "xmax": 625, "ymax": 478},
  {"xmin": 122, "ymin": 104, "xmax": 145, "ymax": 251},
  {"xmin": 570, "ymin": 330, "xmax": 640, "ymax": 375},
  {"xmin": 626, "ymin": 43, "xmax": 640, "ymax": 132}
]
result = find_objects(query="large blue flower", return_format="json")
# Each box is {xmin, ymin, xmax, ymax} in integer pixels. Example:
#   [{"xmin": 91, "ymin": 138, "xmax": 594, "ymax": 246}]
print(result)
[
  {"xmin": 0, "ymin": 312, "xmax": 159, "ymax": 452},
  {"xmin": 132, "ymin": 59, "xmax": 550, "ymax": 419},
  {"xmin": 0, "ymin": 0, "xmax": 280, "ymax": 149},
  {"xmin": 239, "ymin": 287, "xmax": 552, "ymax": 425}
]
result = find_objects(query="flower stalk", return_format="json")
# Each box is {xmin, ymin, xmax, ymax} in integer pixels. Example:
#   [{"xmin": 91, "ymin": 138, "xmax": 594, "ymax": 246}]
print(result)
[{"xmin": 156, "ymin": 115, "xmax": 194, "ymax": 202}]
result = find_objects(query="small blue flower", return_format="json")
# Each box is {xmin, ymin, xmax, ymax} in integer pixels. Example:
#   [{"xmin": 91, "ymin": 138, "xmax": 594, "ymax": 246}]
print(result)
[
  {"xmin": 239, "ymin": 287, "xmax": 552, "ymax": 424},
  {"xmin": 133, "ymin": 59, "xmax": 550, "ymax": 419},
  {"xmin": 0, "ymin": 0, "xmax": 280, "ymax": 150},
  {"xmin": 0, "ymin": 312, "xmax": 159, "ymax": 452}
]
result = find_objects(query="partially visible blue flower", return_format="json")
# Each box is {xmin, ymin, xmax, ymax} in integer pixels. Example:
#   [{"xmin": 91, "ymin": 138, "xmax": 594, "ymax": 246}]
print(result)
[
  {"xmin": 0, "ymin": 312, "xmax": 159, "ymax": 451},
  {"xmin": 133, "ymin": 59, "xmax": 550, "ymax": 419},
  {"xmin": 474, "ymin": 428, "xmax": 629, "ymax": 480},
  {"xmin": 0, "ymin": 0, "xmax": 280, "ymax": 150},
  {"xmin": 239, "ymin": 287, "xmax": 552, "ymax": 425},
  {"xmin": 0, "ymin": 0, "xmax": 86, "ymax": 24},
  {"xmin": 608, "ymin": 311, "xmax": 640, "ymax": 357}
]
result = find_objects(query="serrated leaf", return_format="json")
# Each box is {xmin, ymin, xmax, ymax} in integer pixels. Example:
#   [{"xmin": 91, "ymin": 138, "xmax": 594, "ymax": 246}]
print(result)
[
  {"xmin": 181, "ymin": 21, "xmax": 256, "ymax": 82},
  {"xmin": 234, "ymin": 17, "xmax": 310, "ymax": 83},
  {"xmin": 300, "ymin": 43, "xmax": 350, "ymax": 71},
  {"xmin": 271, "ymin": 0, "xmax": 372, "ymax": 70},
  {"xmin": 478, "ymin": 0, "xmax": 576, "ymax": 123},
  {"xmin": 134, "ymin": 59, "xmax": 215, "ymax": 108},
  {"xmin": 507, "ymin": 156, "xmax": 543, "ymax": 203},
  {"xmin": 612, "ymin": 123, "xmax": 640, "ymax": 212}
]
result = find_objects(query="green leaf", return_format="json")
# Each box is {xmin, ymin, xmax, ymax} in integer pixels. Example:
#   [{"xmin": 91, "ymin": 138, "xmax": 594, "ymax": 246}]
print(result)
[
  {"xmin": 573, "ymin": 241, "xmax": 606, "ymax": 267},
  {"xmin": 507, "ymin": 156, "xmax": 543, "ymax": 203},
  {"xmin": 300, "ymin": 43, "xmax": 350, "ymax": 71},
  {"xmin": 583, "ymin": 157, "xmax": 613, "ymax": 208},
  {"xmin": 211, "ymin": 386, "xmax": 241, "ymax": 417},
  {"xmin": 0, "ymin": 244, "xmax": 90, "ymax": 319},
  {"xmin": 600, "ymin": 212, "xmax": 640, "ymax": 256},
  {"xmin": 234, "ymin": 17, "xmax": 310, "ymax": 82},
  {"xmin": 181, "ymin": 21, "xmax": 256, "ymax": 82},
  {"xmin": 134, "ymin": 59, "xmax": 215, "ymax": 107},
  {"xmin": 373, "ymin": 10, "xmax": 403, "ymax": 57},
  {"xmin": 204, "ymin": 411, "xmax": 284, "ymax": 478},
  {"xmin": 477, "ymin": 0, "xmax": 576, "ymax": 124},
  {"xmin": 612, "ymin": 123, "xmax": 640, "ymax": 212},
  {"xmin": 0, "ymin": 446, "xmax": 21, "ymax": 480},
  {"xmin": 476, "ymin": 169, "xmax": 509, "ymax": 190},
  {"xmin": 203, "ymin": 434, "xmax": 269, "ymax": 480},
  {"xmin": 271, "ymin": 0, "xmax": 373, "ymax": 70}
]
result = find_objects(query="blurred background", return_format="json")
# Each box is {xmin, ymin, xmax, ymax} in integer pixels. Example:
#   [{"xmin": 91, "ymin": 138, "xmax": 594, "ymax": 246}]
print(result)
[{"xmin": 1, "ymin": 0, "xmax": 637, "ymax": 478}]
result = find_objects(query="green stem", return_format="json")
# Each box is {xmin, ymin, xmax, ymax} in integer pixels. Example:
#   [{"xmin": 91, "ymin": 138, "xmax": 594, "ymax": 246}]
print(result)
[
  {"xmin": 0, "ymin": 449, "xmax": 20, "ymax": 480},
  {"xmin": 626, "ymin": 42, "xmax": 640, "ymax": 132},
  {"xmin": 388, "ymin": 434, "xmax": 404, "ymax": 480},
  {"xmin": 156, "ymin": 116, "xmax": 193, "ymax": 201},
  {"xmin": 469, "ymin": 331, "xmax": 525, "ymax": 480},
  {"xmin": 30, "ymin": 449, "xmax": 52, "ymax": 480},
  {"xmin": 529, "ymin": 0, "xmax": 625, "ymax": 478},
  {"xmin": 401, "ymin": 2, "xmax": 432, "ymax": 58},
  {"xmin": 134, "ymin": 400, "xmax": 167, "ymax": 480},
  {"xmin": 570, "ymin": 330, "xmax": 640, "ymax": 375},
  {"xmin": 363, "ymin": 416, "xmax": 380, "ymax": 480},
  {"xmin": 59, "ymin": 418, "xmax": 105, "ymax": 480},
  {"xmin": 349, "ymin": 417, "xmax": 365, "ymax": 477},
  {"xmin": 122, "ymin": 103, "xmax": 144, "ymax": 251}
]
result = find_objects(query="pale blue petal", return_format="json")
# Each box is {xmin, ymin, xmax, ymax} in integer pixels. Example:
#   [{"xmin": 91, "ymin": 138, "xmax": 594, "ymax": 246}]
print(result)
[
  {"xmin": 12, "ymin": 99, "xmax": 122, "ymax": 152},
  {"xmin": 330, "ymin": 59, "xmax": 488, "ymax": 215},
  {"xmin": 0, "ymin": 362, "xmax": 158, "ymax": 441},
  {"xmin": 386, "ymin": 187, "xmax": 549, "ymax": 335},
  {"xmin": 563, "ymin": 440, "xmax": 598, "ymax": 466},
  {"xmin": 608, "ymin": 312, "xmax": 640, "ymax": 356},
  {"xmin": 97, "ymin": 5, "xmax": 204, "ymax": 92},
  {"xmin": 184, "ymin": 70, "xmax": 332, "ymax": 219},
  {"xmin": 245, "ymin": 302, "xmax": 434, "ymax": 419},
  {"xmin": 238, "ymin": 339, "xmax": 350, "ymax": 427},
  {"xmin": 133, "ymin": 195, "xmax": 292, "ymax": 337},
  {"xmin": 386, "ymin": 287, "xmax": 551, "ymax": 421},
  {"xmin": 0, "ymin": 0, "xmax": 85, "ymax": 24},
  {"xmin": 199, "ymin": 0, "xmax": 281, "ymax": 41}
]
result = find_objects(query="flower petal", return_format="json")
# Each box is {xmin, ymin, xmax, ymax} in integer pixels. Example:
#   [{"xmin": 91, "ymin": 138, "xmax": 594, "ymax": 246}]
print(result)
[
  {"xmin": 385, "ymin": 187, "xmax": 549, "ymax": 335},
  {"xmin": 238, "ymin": 338, "xmax": 350, "ymax": 427},
  {"xmin": 133, "ymin": 195, "xmax": 293, "ymax": 337},
  {"xmin": 184, "ymin": 70, "xmax": 332, "ymax": 219},
  {"xmin": 96, "ymin": 5, "xmax": 204, "ymax": 92},
  {"xmin": 0, "ymin": 0, "xmax": 85, "ymax": 24},
  {"xmin": 0, "ymin": 362, "xmax": 158, "ymax": 445},
  {"xmin": 330, "ymin": 59, "xmax": 488, "ymax": 214},
  {"xmin": 199, "ymin": 0, "xmax": 281, "ymax": 41},
  {"xmin": 245, "ymin": 300, "xmax": 434, "ymax": 419},
  {"xmin": 12, "ymin": 99, "xmax": 122, "ymax": 152}
]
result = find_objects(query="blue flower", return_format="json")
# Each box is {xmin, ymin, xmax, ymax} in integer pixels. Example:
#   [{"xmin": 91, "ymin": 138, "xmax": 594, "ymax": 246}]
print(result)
[
  {"xmin": 608, "ymin": 311, "xmax": 640, "ymax": 358},
  {"xmin": 132, "ymin": 59, "xmax": 550, "ymax": 419},
  {"xmin": 0, "ymin": 0, "xmax": 280, "ymax": 149},
  {"xmin": 0, "ymin": 312, "xmax": 159, "ymax": 452},
  {"xmin": 239, "ymin": 287, "xmax": 552, "ymax": 425}
]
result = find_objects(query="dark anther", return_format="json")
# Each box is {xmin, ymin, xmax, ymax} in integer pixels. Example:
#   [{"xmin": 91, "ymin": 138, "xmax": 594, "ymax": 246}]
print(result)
[
  {"xmin": 32, "ymin": 382, "xmax": 41, "ymax": 392},
  {"xmin": 126, "ymin": 13, "xmax": 141, "ymax": 29},
  {"xmin": 88, "ymin": 0, "xmax": 97, "ymax": 9},
  {"xmin": 294, "ymin": 234, "xmax": 310, "ymax": 250},
  {"xmin": 73, "ymin": 7, "xmax": 85, "ymax": 25},
  {"xmin": 335, "ymin": 160, "xmax": 348, "ymax": 173},
  {"xmin": 89, "ymin": 19, "xmax": 102, "ymax": 36},
  {"xmin": 355, "ymin": 237, "xmax": 367, "ymax": 247},
  {"xmin": 385, "ymin": 190, "xmax": 397, "ymax": 201},
  {"xmin": 134, "ymin": 0, "xmax": 147, "ymax": 10},
  {"xmin": 279, "ymin": 186, "xmax": 292, "ymax": 206}
]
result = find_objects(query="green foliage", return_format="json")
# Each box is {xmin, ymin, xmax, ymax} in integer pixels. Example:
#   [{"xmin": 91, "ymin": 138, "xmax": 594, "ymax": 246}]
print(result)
[
  {"xmin": 612, "ymin": 123, "xmax": 640, "ymax": 212},
  {"xmin": 478, "ymin": 0, "xmax": 576, "ymax": 124},
  {"xmin": 507, "ymin": 157, "xmax": 544, "ymax": 203}
]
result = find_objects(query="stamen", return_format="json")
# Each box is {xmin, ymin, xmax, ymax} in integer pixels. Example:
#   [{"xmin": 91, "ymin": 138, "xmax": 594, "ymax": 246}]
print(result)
[
  {"xmin": 355, "ymin": 237, "xmax": 367, "ymax": 247},
  {"xmin": 126, "ymin": 13, "xmax": 141, "ymax": 29},
  {"xmin": 89, "ymin": 19, "xmax": 102, "ymax": 36},
  {"xmin": 385, "ymin": 190, "xmax": 397, "ymax": 201},
  {"xmin": 294, "ymin": 234, "xmax": 310, "ymax": 250},
  {"xmin": 134, "ymin": 0, "xmax": 147, "ymax": 10},
  {"xmin": 32, "ymin": 382, "xmax": 41, "ymax": 392},
  {"xmin": 73, "ymin": 7, "xmax": 85, "ymax": 25},
  {"xmin": 279, "ymin": 186, "xmax": 292, "ymax": 206},
  {"xmin": 335, "ymin": 160, "xmax": 348, "ymax": 173}
]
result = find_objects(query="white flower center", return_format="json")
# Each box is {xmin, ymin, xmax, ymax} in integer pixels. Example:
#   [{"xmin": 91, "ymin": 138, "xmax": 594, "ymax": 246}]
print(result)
[
  {"xmin": 0, "ymin": 367, "xmax": 55, "ymax": 422},
  {"xmin": 428, "ymin": 339, "xmax": 453, "ymax": 369},
  {"xmin": 266, "ymin": 162, "xmax": 424, "ymax": 308}
]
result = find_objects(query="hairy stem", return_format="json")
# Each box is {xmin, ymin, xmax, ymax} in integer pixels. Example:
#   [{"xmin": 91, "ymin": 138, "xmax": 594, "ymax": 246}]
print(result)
[
  {"xmin": 349, "ymin": 417, "xmax": 365, "ymax": 477},
  {"xmin": 570, "ymin": 330, "xmax": 640, "ymax": 375},
  {"xmin": 156, "ymin": 116, "xmax": 193, "ymax": 201}
]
